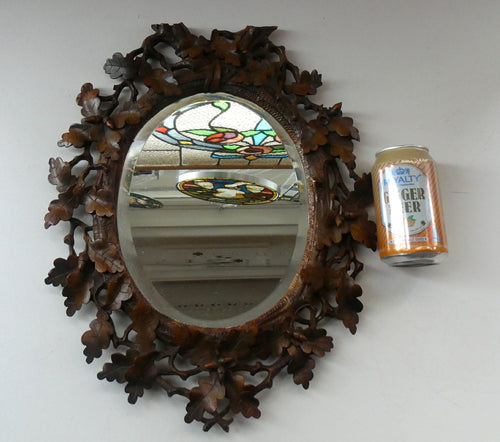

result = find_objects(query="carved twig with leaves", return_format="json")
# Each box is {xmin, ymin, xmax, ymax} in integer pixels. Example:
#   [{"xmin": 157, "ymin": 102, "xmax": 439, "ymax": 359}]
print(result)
[{"xmin": 45, "ymin": 23, "xmax": 376, "ymax": 431}]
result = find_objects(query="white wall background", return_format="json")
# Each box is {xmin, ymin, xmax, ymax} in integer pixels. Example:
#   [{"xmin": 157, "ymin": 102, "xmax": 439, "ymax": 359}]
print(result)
[{"xmin": 1, "ymin": 1, "xmax": 499, "ymax": 441}]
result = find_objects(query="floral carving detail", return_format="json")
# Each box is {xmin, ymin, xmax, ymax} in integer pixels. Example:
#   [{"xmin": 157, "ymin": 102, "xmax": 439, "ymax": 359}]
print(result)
[{"xmin": 45, "ymin": 23, "xmax": 376, "ymax": 432}]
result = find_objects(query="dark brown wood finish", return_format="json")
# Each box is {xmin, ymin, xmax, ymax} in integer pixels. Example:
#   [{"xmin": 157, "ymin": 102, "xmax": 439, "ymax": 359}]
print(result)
[{"xmin": 45, "ymin": 24, "xmax": 376, "ymax": 431}]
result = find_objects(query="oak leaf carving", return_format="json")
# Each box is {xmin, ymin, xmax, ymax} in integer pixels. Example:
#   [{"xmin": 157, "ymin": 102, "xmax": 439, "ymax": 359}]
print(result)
[
  {"xmin": 316, "ymin": 213, "xmax": 350, "ymax": 249},
  {"xmin": 328, "ymin": 116, "xmax": 360, "ymax": 140},
  {"xmin": 236, "ymin": 25, "xmax": 277, "ymax": 52},
  {"xmin": 103, "ymin": 52, "xmax": 137, "ymax": 80},
  {"xmin": 301, "ymin": 119, "xmax": 328, "ymax": 153},
  {"xmin": 155, "ymin": 22, "xmax": 210, "ymax": 58},
  {"xmin": 62, "ymin": 253, "xmax": 95, "ymax": 316},
  {"xmin": 44, "ymin": 198, "xmax": 74, "ymax": 228},
  {"xmin": 287, "ymin": 346, "xmax": 316, "ymax": 389},
  {"xmin": 131, "ymin": 300, "xmax": 160, "ymax": 353},
  {"xmin": 225, "ymin": 374, "xmax": 261, "ymax": 419},
  {"xmin": 59, "ymin": 123, "xmax": 100, "ymax": 148},
  {"xmin": 344, "ymin": 173, "xmax": 374, "ymax": 215},
  {"xmin": 334, "ymin": 277, "xmax": 363, "ymax": 334},
  {"xmin": 301, "ymin": 265, "xmax": 345, "ymax": 292},
  {"xmin": 151, "ymin": 22, "xmax": 196, "ymax": 54},
  {"xmin": 328, "ymin": 132, "xmax": 356, "ymax": 168},
  {"xmin": 85, "ymin": 189, "xmax": 114, "ymax": 217},
  {"xmin": 45, "ymin": 255, "xmax": 79, "ymax": 287},
  {"xmin": 298, "ymin": 328, "xmax": 334, "ymax": 357},
  {"xmin": 160, "ymin": 322, "xmax": 202, "ymax": 351},
  {"xmin": 284, "ymin": 70, "xmax": 322, "ymax": 96},
  {"xmin": 96, "ymin": 128, "xmax": 121, "ymax": 160},
  {"xmin": 108, "ymin": 99, "xmax": 152, "ymax": 129},
  {"xmin": 183, "ymin": 339, "xmax": 220, "ymax": 370},
  {"xmin": 185, "ymin": 330, "xmax": 256, "ymax": 370},
  {"xmin": 98, "ymin": 350, "xmax": 140, "ymax": 383},
  {"xmin": 210, "ymin": 32, "xmax": 241, "ymax": 66},
  {"xmin": 142, "ymin": 67, "xmax": 181, "ymax": 96},
  {"xmin": 124, "ymin": 351, "xmax": 159, "ymax": 404},
  {"xmin": 77, "ymin": 83, "xmax": 109, "ymax": 123},
  {"xmin": 82, "ymin": 309, "xmax": 115, "ymax": 363},
  {"xmin": 48, "ymin": 157, "xmax": 77, "ymax": 192},
  {"xmin": 254, "ymin": 328, "xmax": 290, "ymax": 359},
  {"xmin": 87, "ymin": 240, "xmax": 124, "ymax": 274},
  {"xmin": 104, "ymin": 274, "xmax": 133, "ymax": 311},
  {"xmin": 177, "ymin": 35, "xmax": 211, "ymax": 58},
  {"xmin": 350, "ymin": 214, "xmax": 377, "ymax": 251},
  {"xmin": 186, "ymin": 372, "xmax": 226, "ymax": 422}
]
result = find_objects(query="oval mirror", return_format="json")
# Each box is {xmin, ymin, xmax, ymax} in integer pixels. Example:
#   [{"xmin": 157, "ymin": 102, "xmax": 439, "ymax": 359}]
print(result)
[
  {"xmin": 118, "ymin": 93, "xmax": 308, "ymax": 327},
  {"xmin": 45, "ymin": 23, "xmax": 376, "ymax": 432}
]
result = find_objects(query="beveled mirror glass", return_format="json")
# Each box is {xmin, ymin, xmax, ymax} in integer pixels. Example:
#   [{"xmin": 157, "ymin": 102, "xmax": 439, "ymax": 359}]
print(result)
[
  {"xmin": 118, "ymin": 93, "xmax": 308, "ymax": 327},
  {"xmin": 45, "ymin": 24, "xmax": 375, "ymax": 432}
]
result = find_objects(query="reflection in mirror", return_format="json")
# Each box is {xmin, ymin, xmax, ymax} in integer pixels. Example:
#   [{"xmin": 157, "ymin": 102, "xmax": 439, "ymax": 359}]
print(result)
[{"xmin": 118, "ymin": 93, "xmax": 308, "ymax": 327}]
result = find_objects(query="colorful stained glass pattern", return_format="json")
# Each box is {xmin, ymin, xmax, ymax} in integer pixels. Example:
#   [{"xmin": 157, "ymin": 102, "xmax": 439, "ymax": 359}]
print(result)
[
  {"xmin": 279, "ymin": 183, "xmax": 300, "ymax": 202},
  {"xmin": 177, "ymin": 176, "xmax": 279, "ymax": 205},
  {"xmin": 129, "ymin": 193, "xmax": 163, "ymax": 208},
  {"xmin": 152, "ymin": 99, "xmax": 288, "ymax": 163}
]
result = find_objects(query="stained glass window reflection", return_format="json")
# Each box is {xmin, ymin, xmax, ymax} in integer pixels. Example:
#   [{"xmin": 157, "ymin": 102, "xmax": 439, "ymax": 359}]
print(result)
[
  {"xmin": 138, "ymin": 98, "xmax": 290, "ymax": 170},
  {"xmin": 176, "ymin": 172, "xmax": 279, "ymax": 205}
]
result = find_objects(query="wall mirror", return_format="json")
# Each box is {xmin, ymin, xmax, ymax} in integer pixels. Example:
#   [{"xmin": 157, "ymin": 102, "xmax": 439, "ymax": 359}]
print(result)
[
  {"xmin": 118, "ymin": 92, "xmax": 309, "ymax": 328},
  {"xmin": 45, "ymin": 23, "xmax": 376, "ymax": 431}
]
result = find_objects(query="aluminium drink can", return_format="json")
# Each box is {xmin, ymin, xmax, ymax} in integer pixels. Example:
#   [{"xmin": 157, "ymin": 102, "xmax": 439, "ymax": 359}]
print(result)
[{"xmin": 372, "ymin": 145, "xmax": 447, "ymax": 266}]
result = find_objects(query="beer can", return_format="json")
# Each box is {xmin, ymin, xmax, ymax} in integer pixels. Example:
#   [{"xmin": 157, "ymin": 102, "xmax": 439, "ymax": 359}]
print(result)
[{"xmin": 372, "ymin": 145, "xmax": 447, "ymax": 266}]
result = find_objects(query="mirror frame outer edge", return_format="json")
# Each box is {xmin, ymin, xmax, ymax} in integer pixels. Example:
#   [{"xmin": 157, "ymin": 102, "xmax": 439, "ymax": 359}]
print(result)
[{"xmin": 44, "ymin": 24, "xmax": 377, "ymax": 432}]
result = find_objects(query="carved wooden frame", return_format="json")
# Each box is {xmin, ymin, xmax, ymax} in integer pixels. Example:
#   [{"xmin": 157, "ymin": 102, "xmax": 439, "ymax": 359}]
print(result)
[{"xmin": 45, "ymin": 24, "xmax": 376, "ymax": 431}]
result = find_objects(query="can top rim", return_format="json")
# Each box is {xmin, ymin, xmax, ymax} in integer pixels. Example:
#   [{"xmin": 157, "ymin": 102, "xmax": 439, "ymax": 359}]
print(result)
[{"xmin": 376, "ymin": 145, "xmax": 429, "ymax": 156}]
